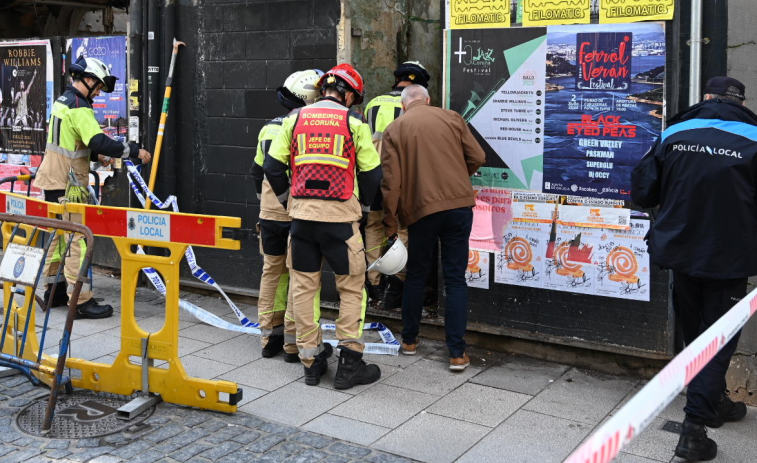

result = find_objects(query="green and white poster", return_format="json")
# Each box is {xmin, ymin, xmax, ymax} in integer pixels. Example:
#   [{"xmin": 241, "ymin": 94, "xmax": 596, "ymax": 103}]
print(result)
[{"xmin": 445, "ymin": 27, "xmax": 547, "ymax": 190}]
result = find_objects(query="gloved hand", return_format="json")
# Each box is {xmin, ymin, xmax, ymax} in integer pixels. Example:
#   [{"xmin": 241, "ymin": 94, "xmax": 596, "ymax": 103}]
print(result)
[
  {"xmin": 386, "ymin": 233, "xmax": 398, "ymax": 247},
  {"xmin": 64, "ymin": 168, "xmax": 90, "ymax": 204}
]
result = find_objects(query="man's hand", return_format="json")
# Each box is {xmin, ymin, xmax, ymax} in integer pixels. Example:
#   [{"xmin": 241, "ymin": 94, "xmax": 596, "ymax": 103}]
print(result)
[
  {"xmin": 97, "ymin": 154, "xmax": 112, "ymax": 167},
  {"xmin": 386, "ymin": 233, "xmax": 398, "ymax": 247},
  {"xmin": 138, "ymin": 149, "xmax": 152, "ymax": 164}
]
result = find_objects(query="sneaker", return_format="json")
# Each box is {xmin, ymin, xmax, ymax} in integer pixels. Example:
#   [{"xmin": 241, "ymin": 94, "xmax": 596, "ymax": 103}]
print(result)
[
  {"xmin": 44, "ymin": 284, "xmax": 68, "ymax": 308},
  {"xmin": 705, "ymin": 394, "xmax": 747, "ymax": 428},
  {"xmin": 75, "ymin": 299, "xmax": 113, "ymax": 319},
  {"xmin": 283, "ymin": 351, "xmax": 300, "ymax": 363},
  {"xmin": 449, "ymin": 352, "xmax": 470, "ymax": 371},
  {"xmin": 675, "ymin": 417, "xmax": 718, "ymax": 461},
  {"xmin": 261, "ymin": 335, "xmax": 284, "ymax": 358},
  {"xmin": 401, "ymin": 339, "xmax": 420, "ymax": 355}
]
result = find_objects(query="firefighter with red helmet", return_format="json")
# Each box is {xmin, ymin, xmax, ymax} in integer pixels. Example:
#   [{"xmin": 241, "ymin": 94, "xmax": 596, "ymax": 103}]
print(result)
[
  {"xmin": 363, "ymin": 61, "xmax": 430, "ymax": 310},
  {"xmin": 263, "ymin": 64, "xmax": 383, "ymax": 390}
]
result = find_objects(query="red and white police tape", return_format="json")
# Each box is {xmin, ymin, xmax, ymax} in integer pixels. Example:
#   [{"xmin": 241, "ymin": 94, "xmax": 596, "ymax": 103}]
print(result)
[{"xmin": 564, "ymin": 287, "xmax": 757, "ymax": 463}]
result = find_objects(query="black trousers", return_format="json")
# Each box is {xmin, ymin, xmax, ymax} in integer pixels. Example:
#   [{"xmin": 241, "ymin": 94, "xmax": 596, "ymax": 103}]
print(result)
[
  {"xmin": 259, "ymin": 219, "xmax": 291, "ymax": 256},
  {"xmin": 672, "ymin": 270, "xmax": 747, "ymax": 423}
]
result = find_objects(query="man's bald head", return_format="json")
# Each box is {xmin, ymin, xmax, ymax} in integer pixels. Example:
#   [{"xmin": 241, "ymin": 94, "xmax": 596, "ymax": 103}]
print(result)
[{"xmin": 400, "ymin": 84, "xmax": 430, "ymax": 107}]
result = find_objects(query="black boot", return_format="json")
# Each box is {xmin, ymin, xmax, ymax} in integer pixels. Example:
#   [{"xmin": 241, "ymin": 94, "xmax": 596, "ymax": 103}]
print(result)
[
  {"xmin": 75, "ymin": 299, "xmax": 114, "ymax": 319},
  {"xmin": 380, "ymin": 276, "xmax": 404, "ymax": 311},
  {"xmin": 366, "ymin": 277, "xmax": 385, "ymax": 304},
  {"xmin": 44, "ymin": 284, "xmax": 68, "ymax": 308},
  {"xmin": 334, "ymin": 346, "xmax": 381, "ymax": 390},
  {"xmin": 261, "ymin": 335, "xmax": 284, "ymax": 358},
  {"xmin": 705, "ymin": 393, "xmax": 748, "ymax": 428},
  {"xmin": 303, "ymin": 343, "xmax": 333, "ymax": 386},
  {"xmin": 675, "ymin": 417, "xmax": 718, "ymax": 462},
  {"xmin": 283, "ymin": 352, "xmax": 300, "ymax": 363}
]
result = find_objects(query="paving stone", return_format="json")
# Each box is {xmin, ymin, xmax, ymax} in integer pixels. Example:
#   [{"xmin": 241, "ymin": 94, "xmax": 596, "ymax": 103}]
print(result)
[
  {"xmin": 200, "ymin": 419, "xmax": 229, "ymax": 432},
  {"xmin": 247, "ymin": 434, "xmax": 284, "ymax": 453},
  {"xmin": 375, "ymin": 412, "xmax": 490, "ymax": 463},
  {"xmin": 110, "ymin": 439, "xmax": 154, "ymax": 459},
  {"xmin": 278, "ymin": 441, "xmax": 307, "ymax": 455},
  {"xmin": 103, "ymin": 433, "xmax": 129, "ymax": 445},
  {"xmin": 426, "ymin": 383, "xmax": 532, "ymax": 427},
  {"xmin": 290, "ymin": 431, "xmax": 334, "ymax": 449},
  {"xmin": 13, "ymin": 436, "xmax": 37, "ymax": 447},
  {"xmin": 199, "ymin": 441, "xmax": 242, "ymax": 460},
  {"xmin": 7, "ymin": 397, "xmax": 33, "ymax": 407},
  {"xmin": 303, "ymin": 414, "xmax": 390, "ymax": 447},
  {"xmin": 284, "ymin": 448, "xmax": 329, "ymax": 463},
  {"xmin": 381, "ymin": 358, "xmax": 482, "ymax": 396},
  {"xmin": 45, "ymin": 439, "xmax": 70, "ymax": 450},
  {"xmin": 77, "ymin": 437, "xmax": 101, "ymax": 448},
  {"xmin": 224, "ymin": 414, "xmax": 265, "ymax": 429},
  {"xmin": 89, "ymin": 456, "xmax": 124, "ymax": 463},
  {"xmin": 216, "ymin": 449, "xmax": 257, "ymax": 463},
  {"xmin": 259, "ymin": 421, "xmax": 300, "ymax": 436},
  {"xmin": 523, "ymin": 368, "xmax": 638, "ymax": 425},
  {"xmin": 365, "ymin": 453, "xmax": 415, "ymax": 463},
  {"xmin": 328, "ymin": 441, "xmax": 372, "ymax": 459},
  {"xmin": 230, "ymin": 430, "xmax": 261, "ymax": 445},
  {"xmin": 457, "ymin": 410, "xmax": 591, "ymax": 463},
  {"xmin": 44, "ymin": 449, "xmax": 73, "ymax": 459},
  {"xmin": 254, "ymin": 449, "xmax": 297, "ymax": 462},
  {"xmin": 183, "ymin": 412, "xmax": 212, "ymax": 428},
  {"xmin": 242, "ymin": 382, "xmax": 350, "ymax": 427},
  {"xmin": 66, "ymin": 446, "xmax": 114, "ymax": 462},
  {"xmin": 5, "ymin": 383, "xmax": 38, "ymax": 398},
  {"xmin": 168, "ymin": 442, "xmax": 214, "ymax": 462},
  {"xmin": 221, "ymin": 357, "xmax": 304, "ymax": 391},
  {"xmin": 205, "ymin": 425, "xmax": 245, "ymax": 444},
  {"xmin": 145, "ymin": 415, "xmax": 172, "ymax": 425},
  {"xmin": 329, "ymin": 384, "xmax": 438, "ymax": 428},
  {"xmin": 144, "ymin": 424, "xmax": 185, "ymax": 443},
  {"xmin": 320, "ymin": 455, "xmax": 351, "ymax": 463},
  {"xmin": 127, "ymin": 450, "xmax": 165, "ymax": 463},
  {"xmin": 0, "ymin": 445, "xmax": 19, "ymax": 457}
]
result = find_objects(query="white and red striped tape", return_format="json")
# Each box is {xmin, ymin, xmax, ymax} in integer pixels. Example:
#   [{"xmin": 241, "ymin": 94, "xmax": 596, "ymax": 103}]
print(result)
[{"xmin": 564, "ymin": 287, "xmax": 757, "ymax": 463}]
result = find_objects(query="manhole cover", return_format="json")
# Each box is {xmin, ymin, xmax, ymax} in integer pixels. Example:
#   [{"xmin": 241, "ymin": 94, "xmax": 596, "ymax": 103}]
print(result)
[{"xmin": 16, "ymin": 390, "xmax": 154, "ymax": 438}]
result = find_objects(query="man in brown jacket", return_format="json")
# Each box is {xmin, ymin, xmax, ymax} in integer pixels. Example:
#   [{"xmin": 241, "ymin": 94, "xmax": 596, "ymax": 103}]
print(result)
[{"xmin": 381, "ymin": 84, "xmax": 485, "ymax": 371}]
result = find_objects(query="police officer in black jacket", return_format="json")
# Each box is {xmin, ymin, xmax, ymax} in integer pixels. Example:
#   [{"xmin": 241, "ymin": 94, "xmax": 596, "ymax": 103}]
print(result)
[{"xmin": 632, "ymin": 76, "xmax": 754, "ymax": 462}]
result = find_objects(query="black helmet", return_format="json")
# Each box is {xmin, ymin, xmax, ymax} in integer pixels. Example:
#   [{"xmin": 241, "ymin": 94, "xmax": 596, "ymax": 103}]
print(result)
[{"xmin": 393, "ymin": 61, "xmax": 430, "ymax": 88}]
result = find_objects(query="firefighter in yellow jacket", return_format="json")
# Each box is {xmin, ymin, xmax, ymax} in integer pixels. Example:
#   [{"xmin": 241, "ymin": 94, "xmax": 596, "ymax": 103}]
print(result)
[
  {"xmin": 251, "ymin": 69, "xmax": 322, "ymax": 360},
  {"xmin": 264, "ymin": 64, "xmax": 383, "ymax": 389},
  {"xmin": 34, "ymin": 56, "xmax": 151, "ymax": 319},
  {"xmin": 363, "ymin": 61, "xmax": 430, "ymax": 310}
]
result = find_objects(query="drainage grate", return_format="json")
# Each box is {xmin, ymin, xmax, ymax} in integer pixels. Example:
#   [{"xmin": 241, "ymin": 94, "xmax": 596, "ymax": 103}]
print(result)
[
  {"xmin": 16, "ymin": 390, "xmax": 155, "ymax": 438},
  {"xmin": 661, "ymin": 420, "xmax": 682, "ymax": 434}
]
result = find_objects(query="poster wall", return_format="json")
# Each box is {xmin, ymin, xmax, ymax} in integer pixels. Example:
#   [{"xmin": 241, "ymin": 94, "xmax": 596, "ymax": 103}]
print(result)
[
  {"xmin": 448, "ymin": 0, "xmax": 511, "ymax": 29},
  {"xmin": 70, "ymin": 36, "xmax": 128, "ymax": 142},
  {"xmin": 466, "ymin": 251, "xmax": 491, "ymax": 289},
  {"xmin": 470, "ymin": 187, "xmax": 512, "ymax": 253},
  {"xmin": 542, "ymin": 22, "xmax": 664, "ymax": 199},
  {"xmin": 0, "ymin": 40, "xmax": 53, "ymax": 159}
]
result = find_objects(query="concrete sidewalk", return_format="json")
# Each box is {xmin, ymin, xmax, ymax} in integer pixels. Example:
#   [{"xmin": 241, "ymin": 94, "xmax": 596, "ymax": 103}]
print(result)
[{"xmin": 2, "ymin": 270, "xmax": 755, "ymax": 463}]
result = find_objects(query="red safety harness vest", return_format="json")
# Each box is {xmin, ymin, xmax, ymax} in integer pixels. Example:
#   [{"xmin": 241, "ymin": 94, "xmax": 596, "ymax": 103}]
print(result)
[{"xmin": 290, "ymin": 106, "xmax": 356, "ymax": 201}]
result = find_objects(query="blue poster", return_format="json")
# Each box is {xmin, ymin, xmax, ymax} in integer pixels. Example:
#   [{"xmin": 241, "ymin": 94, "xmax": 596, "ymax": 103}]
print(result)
[
  {"xmin": 71, "ymin": 36, "xmax": 128, "ymax": 142},
  {"xmin": 542, "ymin": 23, "xmax": 664, "ymax": 200}
]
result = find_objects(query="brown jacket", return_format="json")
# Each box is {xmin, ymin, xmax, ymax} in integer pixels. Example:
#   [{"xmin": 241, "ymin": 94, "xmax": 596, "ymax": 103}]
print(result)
[{"xmin": 381, "ymin": 100, "xmax": 485, "ymax": 236}]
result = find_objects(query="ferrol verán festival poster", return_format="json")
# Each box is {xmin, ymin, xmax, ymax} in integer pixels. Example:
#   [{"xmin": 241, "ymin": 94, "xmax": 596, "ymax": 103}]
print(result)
[
  {"xmin": 542, "ymin": 22, "xmax": 664, "ymax": 200},
  {"xmin": 71, "ymin": 37, "xmax": 128, "ymax": 142},
  {"xmin": 0, "ymin": 41, "xmax": 53, "ymax": 158},
  {"xmin": 446, "ymin": 27, "xmax": 547, "ymax": 191}
]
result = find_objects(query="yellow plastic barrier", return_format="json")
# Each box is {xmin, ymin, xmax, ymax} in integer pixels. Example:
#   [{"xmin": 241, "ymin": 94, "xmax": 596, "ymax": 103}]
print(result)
[{"xmin": 0, "ymin": 191, "xmax": 244, "ymax": 412}]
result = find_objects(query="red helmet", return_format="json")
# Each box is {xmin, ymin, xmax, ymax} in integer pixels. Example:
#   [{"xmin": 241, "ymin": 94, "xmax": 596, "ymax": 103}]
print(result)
[{"xmin": 317, "ymin": 63, "xmax": 365, "ymax": 104}]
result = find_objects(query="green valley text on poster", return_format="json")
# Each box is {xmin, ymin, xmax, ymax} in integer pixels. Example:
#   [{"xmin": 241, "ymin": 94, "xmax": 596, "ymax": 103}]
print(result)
[
  {"xmin": 542, "ymin": 22, "xmax": 665, "ymax": 200},
  {"xmin": 446, "ymin": 27, "xmax": 547, "ymax": 191}
]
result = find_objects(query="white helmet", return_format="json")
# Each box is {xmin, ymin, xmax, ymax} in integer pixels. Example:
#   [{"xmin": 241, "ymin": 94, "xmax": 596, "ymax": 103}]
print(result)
[
  {"xmin": 368, "ymin": 239, "xmax": 407, "ymax": 275},
  {"xmin": 278, "ymin": 69, "xmax": 323, "ymax": 107},
  {"xmin": 69, "ymin": 56, "xmax": 117, "ymax": 93}
]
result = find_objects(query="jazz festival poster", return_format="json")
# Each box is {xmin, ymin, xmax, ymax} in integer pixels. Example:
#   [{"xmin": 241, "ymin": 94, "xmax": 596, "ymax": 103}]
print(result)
[{"xmin": 541, "ymin": 22, "xmax": 664, "ymax": 200}]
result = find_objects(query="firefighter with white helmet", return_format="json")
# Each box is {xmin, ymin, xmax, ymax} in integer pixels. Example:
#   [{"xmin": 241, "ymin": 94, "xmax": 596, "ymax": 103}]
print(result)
[
  {"xmin": 34, "ymin": 56, "xmax": 151, "ymax": 319},
  {"xmin": 363, "ymin": 61, "xmax": 430, "ymax": 310},
  {"xmin": 264, "ymin": 63, "xmax": 383, "ymax": 389},
  {"xmin": 251, "ymin": 69, "xmax": 322, "ymax": 360}
]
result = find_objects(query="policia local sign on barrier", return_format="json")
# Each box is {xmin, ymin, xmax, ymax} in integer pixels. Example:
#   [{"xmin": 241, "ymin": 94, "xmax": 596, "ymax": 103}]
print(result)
[{"xmin": 443, "ymin": 1, "xmax": 673, "ymax": 357}]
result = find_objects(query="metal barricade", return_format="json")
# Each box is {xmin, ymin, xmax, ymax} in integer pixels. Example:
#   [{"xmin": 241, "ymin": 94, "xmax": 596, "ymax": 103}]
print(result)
[
  {"xmin": 0, "ymin": 213, "xmax": 94, "ymax": 432},
  {"xmin": 0, "ymin": 173, "xmax": 36, "ymax": 198}
]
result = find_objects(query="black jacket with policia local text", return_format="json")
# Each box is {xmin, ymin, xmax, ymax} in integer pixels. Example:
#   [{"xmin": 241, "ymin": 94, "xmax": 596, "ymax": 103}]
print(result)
[{"xmin": 631, "ymin": 99, "xmax": 757, "ymax": 279}]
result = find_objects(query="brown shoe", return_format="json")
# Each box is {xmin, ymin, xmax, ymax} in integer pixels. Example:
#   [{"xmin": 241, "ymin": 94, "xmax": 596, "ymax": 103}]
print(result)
[
  {"xmin": 400, "ymin": 339, "xmax": 420, "ymax": 355},
  {"xmin": 449, "ymin": 352, "xmax": 470, "ymax": 371}
]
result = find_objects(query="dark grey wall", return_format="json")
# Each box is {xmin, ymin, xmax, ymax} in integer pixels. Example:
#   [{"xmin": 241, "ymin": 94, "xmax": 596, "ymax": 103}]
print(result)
[{"xmin": 175, "ymin": 0, "xmax": 340, "ymax": 292}]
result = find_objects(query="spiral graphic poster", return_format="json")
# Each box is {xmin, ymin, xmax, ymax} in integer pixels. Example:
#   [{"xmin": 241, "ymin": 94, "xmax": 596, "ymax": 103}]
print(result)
[
  {"xmin": 591, "ymin": 218, "xmax": 650, "ymax": 300},
  {"xmin": 542, "ymin": 224, "xmax": 595, "ymax": 295},
  {"xmin": 466, "ymin": 250, "xmax": 490, "ymax": 289},
  {"xmin": 495, "ymin": 221, "xmax": 550, "ymax": 288}
]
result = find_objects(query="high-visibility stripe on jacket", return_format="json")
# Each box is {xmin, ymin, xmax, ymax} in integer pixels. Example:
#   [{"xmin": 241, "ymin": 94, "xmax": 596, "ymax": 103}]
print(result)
[{"xmin": 253, "ymin": 113, "xmax": 291, "ymax": 222}]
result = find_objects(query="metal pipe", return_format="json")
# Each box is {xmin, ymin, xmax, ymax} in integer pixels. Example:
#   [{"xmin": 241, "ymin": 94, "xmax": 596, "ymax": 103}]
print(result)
[{"xmin": 689, "ymin": 0, "xmax": 703, "ymax": 105}]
